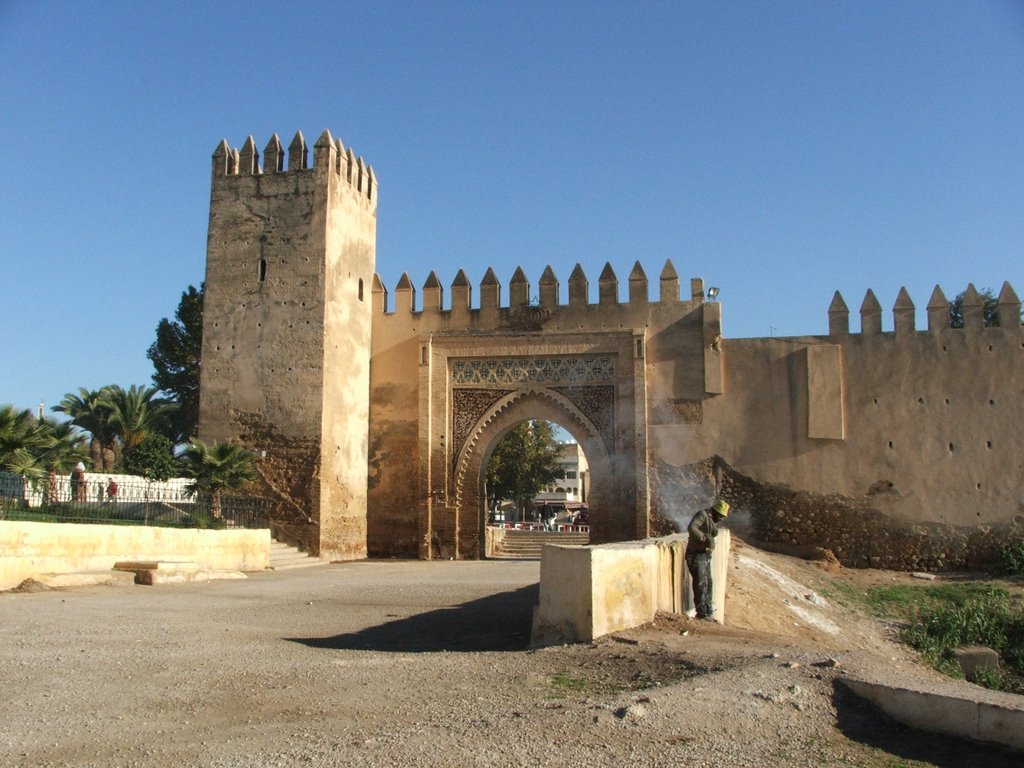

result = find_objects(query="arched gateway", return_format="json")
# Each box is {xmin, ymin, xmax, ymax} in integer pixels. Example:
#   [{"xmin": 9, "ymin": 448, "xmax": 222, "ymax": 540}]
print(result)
[
  {"xmin": 365, "ymin": 263, "xmax": 722, "ymax": 561},
  {"xmin": 427, "ymin": 343, "xmax": 642, "ymax": 559}
]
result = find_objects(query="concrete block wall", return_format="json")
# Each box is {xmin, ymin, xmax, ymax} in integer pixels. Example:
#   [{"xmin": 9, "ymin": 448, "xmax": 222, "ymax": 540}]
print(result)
[
  {"xmin": 530, "ymin": 531, "xmax": 730, "ymax": 645},
  {"xmin": 0, "ymin": 521, "xmax": 270, "ymax": 591}
]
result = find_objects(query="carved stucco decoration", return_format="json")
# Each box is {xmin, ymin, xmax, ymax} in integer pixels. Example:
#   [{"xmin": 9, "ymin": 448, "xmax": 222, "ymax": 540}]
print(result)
[
  {"xmin": 450, "ymin": 355, "xmax": 615, "ymax": 386},
  {"xmin": 551, "ymin": 385, "xmax": 615, "ymax": 451},
  {"xmin": 449, "ymin": 356, "xmax": 618, "ymax": 469},
  {"xmin": 451, "ymin": 388, "xmax": 516, "ymax": 472},
  {"xmin": 503, "ymin": 305, "xmax": 554, "ymax": 331},
  {"xmin": 451, "ymin": 388, "xmax": 608, "ymax": 513}
]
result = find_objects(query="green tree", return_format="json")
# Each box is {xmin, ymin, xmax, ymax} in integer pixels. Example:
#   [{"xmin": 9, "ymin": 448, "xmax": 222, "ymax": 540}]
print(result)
[
  {"xmin": 949, "ymin": 288, "xmax": 999, "ymax": 328},
  {"xmin": 101, "ymin": 384, "xmax": 178, "ymax": 462},
  {"xmin": 485, "ymin": 420, "xmax": 563, "ymax": 517},
  {"xmin": 53, "ymin": 387, "xmax": 117, "ymax": 470},
  {"xmin": 121, "ymin": 432, "xmax": 177, "ymax": 481},
  {"xmin": 180, "ymin": 439, "xmax": 258, "ymax": 518},
  {"xmin": 148, "ymin": 284, "xmax": 203, "ymax": 441}
]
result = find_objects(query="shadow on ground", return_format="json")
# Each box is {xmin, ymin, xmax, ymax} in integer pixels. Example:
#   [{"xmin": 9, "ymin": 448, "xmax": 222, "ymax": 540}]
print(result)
[
  {"xmin": 832, "ymin": 682, "xmax": 1022, "ymax": 767},
  {"xmin": 288, "ymin": 584, "xmax": 539, "ymax": 653}
]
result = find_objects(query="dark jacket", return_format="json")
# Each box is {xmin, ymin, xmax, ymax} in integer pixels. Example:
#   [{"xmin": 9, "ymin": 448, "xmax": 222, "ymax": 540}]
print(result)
[{"xmin": 686, "ymin": 508, "xmax": 718, "ymax": 555}]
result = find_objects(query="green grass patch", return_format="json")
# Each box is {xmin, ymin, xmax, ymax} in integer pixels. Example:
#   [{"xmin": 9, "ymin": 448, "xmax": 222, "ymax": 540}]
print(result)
[
  {"xmin": 545, "ymin": 671, "xmax": 624, "ymax": 698},
  {"xmin": 549, "ymin": 672, "xmax": 591, "ymax": 693},
  {"xmin": 2, "ymin": 504, "xmax": 222, "ymax": 529},
  {"xmin": 871, "ymin": 583, "xmax": 1024, "ymax": 693},
  {"xmin": 817, "ymin": 579, "xmax": 865, "ymax": 608},
  {"xmin": 865, "ymin": 582, "xmax": 1006, "ymax": 619}
]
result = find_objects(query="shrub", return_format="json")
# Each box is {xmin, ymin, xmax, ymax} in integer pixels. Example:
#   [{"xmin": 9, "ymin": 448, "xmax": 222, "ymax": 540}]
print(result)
[{"xmin": 997, "ymin": 538, "xmax": 1024, "ymax": 576}]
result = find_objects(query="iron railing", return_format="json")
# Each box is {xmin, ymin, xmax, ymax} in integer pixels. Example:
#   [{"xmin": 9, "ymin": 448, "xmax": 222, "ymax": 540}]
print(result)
[{"xmin": 0, "ymin": 475, "xmax": 272, "ymax": 530}]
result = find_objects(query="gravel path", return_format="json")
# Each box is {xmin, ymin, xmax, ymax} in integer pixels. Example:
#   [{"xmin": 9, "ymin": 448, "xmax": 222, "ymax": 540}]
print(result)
[{"xmin": 2, "ymin": 557, "xmax": 1020, "ymax": 767}]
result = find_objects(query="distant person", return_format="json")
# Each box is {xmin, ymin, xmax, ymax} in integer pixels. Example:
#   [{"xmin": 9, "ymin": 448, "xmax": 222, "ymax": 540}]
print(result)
[
  {"xmin": 107, "ymin": 478, "xmax": 118, "ymax": 500},
  {"xmin": 542, "ymin": 504, "xmax": 556, "ymax": 531},
  {"xmin": 70, "ymin": 462, "xmax": 87, "ymax": 502},
  {"xmin": 686, "ymin": 499, "xmax": 730, "ymax": 621}
]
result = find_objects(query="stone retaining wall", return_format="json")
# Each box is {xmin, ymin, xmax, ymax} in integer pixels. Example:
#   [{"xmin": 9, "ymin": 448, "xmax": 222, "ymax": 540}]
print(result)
[{"xmin": 651, "ymin": 457, "xmax": 1022, "ymax": 572}]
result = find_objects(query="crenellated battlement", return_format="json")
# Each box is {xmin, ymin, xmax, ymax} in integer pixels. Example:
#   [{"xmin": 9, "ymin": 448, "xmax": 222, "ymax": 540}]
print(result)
[
  {"xmin": 371, "ymin": 259, "xmax": 709, "ymax": 320},
  {"xmin": 827, "ymin": 282, "xmax": 1020, "ymax": 338},
  {"xmin": 211, "ymin": 129, "xmax": 376, "ymax": 204}
]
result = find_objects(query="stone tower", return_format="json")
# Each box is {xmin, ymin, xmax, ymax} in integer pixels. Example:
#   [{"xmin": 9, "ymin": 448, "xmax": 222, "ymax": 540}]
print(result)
[{"xmin": 198, "ymin": 129, "xmax": 377, "ymax": 559}]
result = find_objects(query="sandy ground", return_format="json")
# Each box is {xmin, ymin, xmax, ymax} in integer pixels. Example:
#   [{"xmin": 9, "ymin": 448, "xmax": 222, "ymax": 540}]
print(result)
[{"xmin": 1, "ymin": 540, "xmax": 1022, "ymax": 768}]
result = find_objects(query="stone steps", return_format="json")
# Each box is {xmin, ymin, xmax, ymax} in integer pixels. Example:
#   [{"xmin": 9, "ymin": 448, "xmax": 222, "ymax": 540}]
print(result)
[
  {"xmin": 491, "ymin": 530, "xmax": 590, "ymax": 559},
  {"xmin": 269, "ymin": 540, "xmax": 325, "ymax": 570}
]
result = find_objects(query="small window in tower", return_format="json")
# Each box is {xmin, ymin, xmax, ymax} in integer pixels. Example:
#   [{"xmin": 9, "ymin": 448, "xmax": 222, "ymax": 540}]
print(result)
[
  {"xmin": 258, "ymin": 258, "xmax": 267, "ymax": 282},
  {"xmin": 358, "ymin": 278, "xmax": 364, "ymax": 302}
]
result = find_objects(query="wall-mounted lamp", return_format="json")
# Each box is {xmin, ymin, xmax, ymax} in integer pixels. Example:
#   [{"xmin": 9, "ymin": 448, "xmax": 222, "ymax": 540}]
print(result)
[{"xmin": 707, "ymin": 287, "xmax": 720, "ymax": 301}]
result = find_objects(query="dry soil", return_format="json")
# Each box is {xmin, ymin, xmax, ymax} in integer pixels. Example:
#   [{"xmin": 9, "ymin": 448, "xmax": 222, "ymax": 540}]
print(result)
[{"xmin": 1, "ymin": 539, "xmax": 1021, "ymax": 767}]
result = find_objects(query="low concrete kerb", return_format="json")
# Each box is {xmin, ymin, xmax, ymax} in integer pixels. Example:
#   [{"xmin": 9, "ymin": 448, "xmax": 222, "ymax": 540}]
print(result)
[
  {"xmin": 113, "ymin": 561, "xmax": 248, "ymax": 586},
  {"xmin": 27, "ymin": 570, "xmax": 136, "ymax": 589},
  {"xmin": 839, "ymin": 675, "xmax": 1024, "ymax": 752}
]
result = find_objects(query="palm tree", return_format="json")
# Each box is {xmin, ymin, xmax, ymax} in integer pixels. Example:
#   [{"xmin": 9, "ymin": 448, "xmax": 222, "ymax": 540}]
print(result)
[
  {"xmin": 101, "ymin": 385, "xmax": 178, "ymax": 461},
  {"xmin": 34, "ymin": 419, "xmax": 88, "ymax": 505},
  {"xmin": 53, "ymin": 388, "xmax": 117, "ymax": 470},
  {"xmin": 180, "ymin": 439, "xmax": 258, "ymax": 518},
  {"xmin": 0, "ymin": 405, "xmax": 50, "ymax": 476}
]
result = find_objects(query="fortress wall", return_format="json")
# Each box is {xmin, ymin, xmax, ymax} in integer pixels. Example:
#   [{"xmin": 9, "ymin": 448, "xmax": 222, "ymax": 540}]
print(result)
[
  {"xmin": 201, "ymin": 155, "xmax": 323, "ymax": 440},
  {"xmin": 200, "ymin": 131, "xmax": 376, "ymax": 558},
  {"xmin": 198, "ymin": 128, "xmax": 1021, "ymax": 565},
  {"xmin": 318, "ymin": 134, "xmax": 376, "ymax": 561},
  {"xmin": 201, "ymin": 137, "xmax": 326, "ymax": 548},
  {"xmin": 366, "ymin": 335, "xmax": 423, "ymax": 557},
  {"xmin": 648, "ymin": 290, "xmax": 1024, "ymax": 532}
]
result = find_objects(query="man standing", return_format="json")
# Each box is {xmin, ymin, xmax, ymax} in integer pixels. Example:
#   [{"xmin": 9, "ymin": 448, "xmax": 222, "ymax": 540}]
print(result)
[{"xmin": 686, "ymin": 499, "xmax": 730, "ymax": 621}]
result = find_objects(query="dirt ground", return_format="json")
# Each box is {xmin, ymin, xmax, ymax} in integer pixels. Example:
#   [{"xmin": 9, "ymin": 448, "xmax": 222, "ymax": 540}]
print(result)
[{"xmin": 1, "ymin": 540, "xmax": 1022, "ymax": 768}]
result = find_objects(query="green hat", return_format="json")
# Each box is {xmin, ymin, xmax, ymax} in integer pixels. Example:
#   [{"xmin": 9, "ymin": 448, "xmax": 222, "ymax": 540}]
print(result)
[{"xmin": 712, "ymin": 499, "xmax": 730, "ymax": 517}]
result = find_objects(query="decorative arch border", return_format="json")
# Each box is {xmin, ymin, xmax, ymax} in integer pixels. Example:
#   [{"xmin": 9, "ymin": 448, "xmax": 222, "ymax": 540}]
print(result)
[{"xmin": 451, "ymin": 387, "xmax": 615, "ymax": 546}]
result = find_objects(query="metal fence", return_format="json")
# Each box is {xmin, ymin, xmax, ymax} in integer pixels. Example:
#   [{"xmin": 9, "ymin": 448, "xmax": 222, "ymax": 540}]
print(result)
[{"xmin": 0, "ymin": 474, "xmax": 272, "ymax": 530}]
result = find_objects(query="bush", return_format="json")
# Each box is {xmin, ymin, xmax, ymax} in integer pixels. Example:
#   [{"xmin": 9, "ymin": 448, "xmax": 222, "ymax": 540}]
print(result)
[
  {"xmin": 121, "ymin": 433, "xmax": 177, "ymax": 481},
  {"xmin": 997, "ymin": 538, "xmax": 1024, "ymax": 576}
]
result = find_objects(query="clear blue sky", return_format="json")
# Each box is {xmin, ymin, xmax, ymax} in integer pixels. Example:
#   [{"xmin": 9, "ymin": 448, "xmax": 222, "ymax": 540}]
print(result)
[{"xmin": 2, "ymin": 1, "xmax": 1021, "ymax": 416}]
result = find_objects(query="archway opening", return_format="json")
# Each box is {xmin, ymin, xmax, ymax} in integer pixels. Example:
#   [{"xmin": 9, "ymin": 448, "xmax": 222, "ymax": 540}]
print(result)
[
  {"xmin": 483, "ymin": 419, "xmax": 590, "ymax": 531},
  {"xmin": 474, "ymin": 414, "xmax": 603, "ymax": 558},
  {"xmin": 450, "ymin": 387, "xmax": 620, "ymax": 560}
]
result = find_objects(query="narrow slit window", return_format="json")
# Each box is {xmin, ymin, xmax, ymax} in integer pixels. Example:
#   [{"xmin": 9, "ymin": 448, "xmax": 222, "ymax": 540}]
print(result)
[
  {"xmin": 358, "ymin": 278, "xmax": 364, "ymax": 302},
  {"xmin": 258, "ymin": 258, "xmax": 267, "ymax": 282}
]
